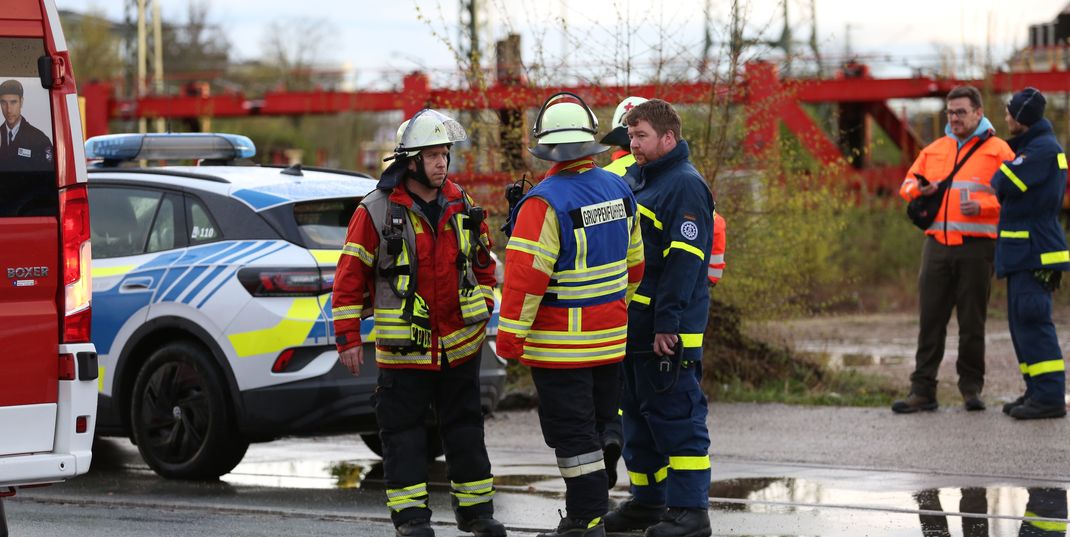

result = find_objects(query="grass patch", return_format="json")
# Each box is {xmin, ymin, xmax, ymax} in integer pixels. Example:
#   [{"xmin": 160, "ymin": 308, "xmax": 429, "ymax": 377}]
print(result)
[{"xmin": 708, "ymin": 369, "xmax": 899, "ymax": 407}]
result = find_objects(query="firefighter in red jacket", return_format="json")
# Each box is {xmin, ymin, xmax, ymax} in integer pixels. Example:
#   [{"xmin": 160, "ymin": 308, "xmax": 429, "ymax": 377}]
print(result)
[
  {"xmin": 332, "ymin": 109, "xmax": 505, "ymax": 537},
  {"xmin": 498, "ymin": 93, "xmax": 644, "ymax": 537}
]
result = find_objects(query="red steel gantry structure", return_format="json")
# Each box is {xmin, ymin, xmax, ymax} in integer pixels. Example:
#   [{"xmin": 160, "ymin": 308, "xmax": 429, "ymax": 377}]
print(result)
[{"xmin": 80, "ymin": 61, "xmax": 1070, "ymax": 194}]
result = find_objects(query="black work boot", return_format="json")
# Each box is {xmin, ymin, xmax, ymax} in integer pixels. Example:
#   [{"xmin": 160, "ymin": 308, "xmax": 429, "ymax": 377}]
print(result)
[
  {"xmin": 962, "ymin": 394, "xmax": 986, "ymax": 412},
  {"xmin": 1002, "ymin": 395, "xmax": 1026, "ymax": 415},
  {"xmin": 536, "ymin": 514, "xmax": 605, "ymax": 537},
  {"xmin": 1010, "ymin": 399, "xmax": 1067, "ymax": 420},
  {"xmin": 396, "ymin": 518, "xmax": 435, "ymax": 537},
  {"xmin": 457, "ymin": 514, "xmax": 507, "ymax": 537},
  {"xmin": 891, "ymin": 393, "xmax": 938, "ymax": 414},
  {"xmin": 603, "ymin": 441, "xmax": 622, "ymax": 490},
  {"xmin": 604, "ymin": 499, "xmax": 666, "ymax": 533},
  {"xmin": 644, "ymin": 507, "xmax": 711, "ymax": 537}
]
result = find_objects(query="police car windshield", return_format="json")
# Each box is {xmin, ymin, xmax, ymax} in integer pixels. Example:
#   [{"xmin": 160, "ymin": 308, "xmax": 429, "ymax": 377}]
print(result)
[{"xmin": 292, "ymin": 198, "xmax": 360, "ymax": 249}]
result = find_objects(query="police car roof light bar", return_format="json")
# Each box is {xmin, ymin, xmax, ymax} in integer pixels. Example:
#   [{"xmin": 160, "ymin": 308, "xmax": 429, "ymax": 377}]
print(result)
[{"xmin": 85, "ymin": 133, "xmax": 256, "ymax": 165}]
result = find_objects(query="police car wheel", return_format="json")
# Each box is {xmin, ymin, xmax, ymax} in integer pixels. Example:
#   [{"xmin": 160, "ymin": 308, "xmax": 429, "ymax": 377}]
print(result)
[
  {"xmin": 130, "ymin": 341, "xmax": 249, "ymax": 480},
  {"xmin": 360, "ymin": 431, "xmax": 444, "ymax": 461}
]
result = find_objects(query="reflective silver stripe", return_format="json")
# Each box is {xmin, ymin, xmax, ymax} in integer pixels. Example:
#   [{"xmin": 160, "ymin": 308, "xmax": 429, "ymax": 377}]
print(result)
[
  {"xmin": 342, "ymin": 242, "xmax": 375, "ymax": 265},
  {"xmin": 558, "ymin": 450, "xmax": 605, "ymax": 478},
  {"xmin": 950, "ymin": 181, "xmax": 995, "ymax": 194},
  {"xmin": 441, "ymin": 323, "xmax": 484, "ymax": 347},
  {"xmin": 506, "ymin": 237, "xmax": 558, "ymax": 260},
  {"xmin": 553, "ymin": 260, "xmax": 627, "ymax": 283},
  {"xmin": 446, "ymin": 333, "xmax": 484, "ymax": 359},
  {"xmin": 708, "ymin": 254, "xmax": 725, "ymax": 264},
  {"xmin": 926, "ymin": 221, "xmax": 998, "ymax": 234},
  {"xmin": 498, "ymin": 317, "xmax": 532, "ymax": 333},
  {"xmin": 387, "ymin": 484, "xmax": 428, "ymax": 499},
  {"xmin": 332, "ymin": 305, "xmax": 363, "ymax": 320},
  {"xmin": 450, "ymin": 478, "xmax": 496, "ymax": 506},
  {"xmin": 524, "ymin": 343, "xmax": 626, "ymax": 360},
  {"xmin": 387, "ymin": 499, "xmax": 427, "ymax": 511},
  {"xmin": 547, "ymin": 275, "xmax": 627, "ymax": 298},
  {"xmin": 708, "ymin": 268, "xmax": 723, "ymax": 278},
  {"xmin": 377, "ymin": 352, "xmax": 433, "ymax": 363},
  {"xmin": 451, "ymin": 479, "xmax": 495, "ymax": 493},
  {"xmin": 526, "ymin": 327, "xmax": 627, "ymax": 342},
  {"xmin": 454, "ymin": 494, "xmax": 494, "ymax": 506}
]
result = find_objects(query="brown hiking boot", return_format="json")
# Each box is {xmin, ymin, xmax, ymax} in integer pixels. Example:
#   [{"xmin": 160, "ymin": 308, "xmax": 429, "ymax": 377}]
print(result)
[{"xmin": 891, "ymin": 393, "xmax": 938, "ymax": 414}]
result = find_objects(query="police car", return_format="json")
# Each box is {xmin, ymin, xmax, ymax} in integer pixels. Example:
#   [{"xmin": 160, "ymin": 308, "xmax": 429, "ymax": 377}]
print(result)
[{"xmin": 85, "ymin": 133, "xmax": 506, "ymax": 480}]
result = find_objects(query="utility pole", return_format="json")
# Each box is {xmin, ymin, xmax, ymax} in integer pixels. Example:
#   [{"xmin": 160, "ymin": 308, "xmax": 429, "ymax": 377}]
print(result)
[
  {"xmin": 700, "ymin": 0, "xmax": 712, "ymax": 76},
  {"xmin": 459, "ymin": 0, "xmax": 480, "ymax": 82},
  {"xmin": 132, "ymin": 0, "xmax": 164, "ymax": 134},
  {"xmin": 778, "ymin": 0, "xmax": 793, "ymax": 77},
  {"xmin": 809, "ymin": 0, "xmax": 823, "ymax": 76},
  {"xmin": 152, "ymin": 0, "xmax": 164, "ymax": 133},
  {"xmin": 137, "ymin": 0, "xmax": 146, "ymax": 134}
]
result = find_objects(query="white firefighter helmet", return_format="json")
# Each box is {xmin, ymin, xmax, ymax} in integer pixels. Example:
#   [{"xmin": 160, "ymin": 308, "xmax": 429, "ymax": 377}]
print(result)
[
  {"xmin": 391, "ymin": 109, "xmax": 467, "ymax": 159},
  {"xmin": 600, "ymin": 95, "xmax": 648, "ymax": 148},
  {"xmin": 611, "ymin": 96, "xmax": 648, "ymax": 129},
  {"xmin": 529, "ymin": 92, "xmax": 609, "ymax": 162}
]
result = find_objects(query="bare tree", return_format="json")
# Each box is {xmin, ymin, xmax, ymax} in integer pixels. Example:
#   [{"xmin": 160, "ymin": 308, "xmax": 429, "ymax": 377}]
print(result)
[
  {"xmin": 162, "ymin": 0, "xmax": 230, "ymax": 81},
  {"xmin": 64, "ymin": 9, "xmax": 123, "ymax": 83},
  {"xmin": 259, "ymin": 18, "xmax": 334, "ymax": 91}
]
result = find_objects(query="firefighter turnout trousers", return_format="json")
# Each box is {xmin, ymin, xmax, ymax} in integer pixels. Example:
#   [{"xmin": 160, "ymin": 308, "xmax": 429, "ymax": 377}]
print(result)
[
  {"xmin": 530, "ymin": 363, "xmax": 620, "ymax": 521},
  {"xmin": 1008, "ymin": 270, "xmax": 1066, "ymax": 407},
  {"xmin": 374, "ymin": 355, "xmax": 496, "ymax": 527},
  {"xmin": 620, "ymin": 347, "xmax": 711, "ymax": 508}
]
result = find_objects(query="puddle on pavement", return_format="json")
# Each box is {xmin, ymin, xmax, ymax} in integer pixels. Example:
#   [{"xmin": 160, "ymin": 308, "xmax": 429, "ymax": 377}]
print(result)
[
  {"xmin": 222, "ymin": 459, "xmax": 556, "ymax": 491},
  {"xmin": 708, "ymin": 477, "xmax": 1068, "ymax": 536}
]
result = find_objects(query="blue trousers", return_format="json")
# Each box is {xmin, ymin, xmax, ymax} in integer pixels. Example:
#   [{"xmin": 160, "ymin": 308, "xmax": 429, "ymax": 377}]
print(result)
[
  {"xmin": 1007, "ymin": 271, "xmax": 1066, "ymax": 407},
  {"xmin": 620, "ymin": 346, "xmax": 711, "ymax": 509}
]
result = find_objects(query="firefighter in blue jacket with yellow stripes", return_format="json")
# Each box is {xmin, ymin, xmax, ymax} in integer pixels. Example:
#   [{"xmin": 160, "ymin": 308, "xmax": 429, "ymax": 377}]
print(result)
[
  {"xmin": 605, "ymin": 99, "xmax": 714, "ymax": 537},
  {"xmin": 991, "ymin": 87, "xmax": 1070, "ymax": 420}
]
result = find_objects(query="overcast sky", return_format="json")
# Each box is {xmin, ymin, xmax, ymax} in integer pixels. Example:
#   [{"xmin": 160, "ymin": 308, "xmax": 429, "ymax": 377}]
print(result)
[{"xmin": 55, "ymin": 0, "xmax": 1069, "ymax": 86}]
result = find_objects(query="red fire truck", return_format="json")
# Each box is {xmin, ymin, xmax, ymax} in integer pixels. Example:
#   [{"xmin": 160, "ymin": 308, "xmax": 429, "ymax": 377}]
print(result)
[{"xmin": 0, "ymin": 0, "xmax": 96, "ymax": 533}]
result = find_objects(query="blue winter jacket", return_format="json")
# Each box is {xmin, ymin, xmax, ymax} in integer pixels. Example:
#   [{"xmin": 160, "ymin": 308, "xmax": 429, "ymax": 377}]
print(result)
[
  {"xmin": 991, "ymin": 118, "xmax": 1070, "ymax": 277},
  {"xmin": 623, "ymin": 140, "xmax": 714, "ymax": 347}
]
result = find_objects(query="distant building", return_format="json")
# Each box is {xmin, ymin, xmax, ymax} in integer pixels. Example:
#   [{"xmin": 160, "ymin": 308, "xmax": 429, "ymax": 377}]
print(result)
[{"xmin": 1009, "ymin": 2, "xmax": 1070, "ymax": 71}]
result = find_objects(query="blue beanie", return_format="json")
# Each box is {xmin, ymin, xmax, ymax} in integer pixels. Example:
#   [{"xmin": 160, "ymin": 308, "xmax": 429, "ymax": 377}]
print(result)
[{"xmin": 1008, "ymin": 87, "xmax": 1046, "ymax": 126}]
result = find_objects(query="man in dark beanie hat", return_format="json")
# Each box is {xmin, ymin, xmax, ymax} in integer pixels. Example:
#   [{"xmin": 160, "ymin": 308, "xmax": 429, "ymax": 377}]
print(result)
[
  {"xmin": 0, "ymin": 79, "xmax": 53, "ymax": 172},
  {"xmin": 991, "ymin": 87, "xmax": 1070, "ymax": 419},
  {"xmin": 1007, "ymin": 87, "xmax": 1046, "ymax": 128}
]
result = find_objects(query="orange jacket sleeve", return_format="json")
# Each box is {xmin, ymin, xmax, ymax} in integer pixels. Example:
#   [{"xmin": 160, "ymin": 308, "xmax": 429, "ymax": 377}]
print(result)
[
  {"xmin": 332, "ymin": 205, "xmax": 378, "ymax": 352},
  {"xmin": 708, "ymin": 212, "xmax": 726, "ymax": 285},
  {"xmin": 900, "ymin": 150, "xmax": 929, "ymax": 202},
  {"xmin": 496, "ymin": 197, "xmax": 558, "ymax": 360}
]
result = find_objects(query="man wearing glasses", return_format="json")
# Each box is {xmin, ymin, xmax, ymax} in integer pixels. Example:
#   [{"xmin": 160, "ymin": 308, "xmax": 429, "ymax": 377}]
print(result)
[{"xmin": 893, "ymin": 85, "xmax": 1014, "ymax": 414}]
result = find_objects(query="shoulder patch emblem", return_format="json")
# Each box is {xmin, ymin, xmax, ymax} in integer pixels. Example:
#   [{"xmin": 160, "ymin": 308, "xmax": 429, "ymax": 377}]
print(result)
[{"xmin": 681, "ymin": 221, "xmax": 699, "ymax": 241}]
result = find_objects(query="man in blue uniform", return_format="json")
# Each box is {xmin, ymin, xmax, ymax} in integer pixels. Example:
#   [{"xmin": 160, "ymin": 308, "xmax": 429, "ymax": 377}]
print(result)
[
  {"xmin": 605, "ymin": 99, "xmax": 714, "ymax": 537},
  {"xmin": 991, "ymin": 87, "xmax": 1070, "ymax": 420}
]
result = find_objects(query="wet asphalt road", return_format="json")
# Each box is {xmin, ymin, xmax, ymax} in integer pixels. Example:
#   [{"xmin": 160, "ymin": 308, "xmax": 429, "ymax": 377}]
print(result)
[{"xmin": 5, "ymin": 403, "xmax": 1070, "ymax": 536}]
